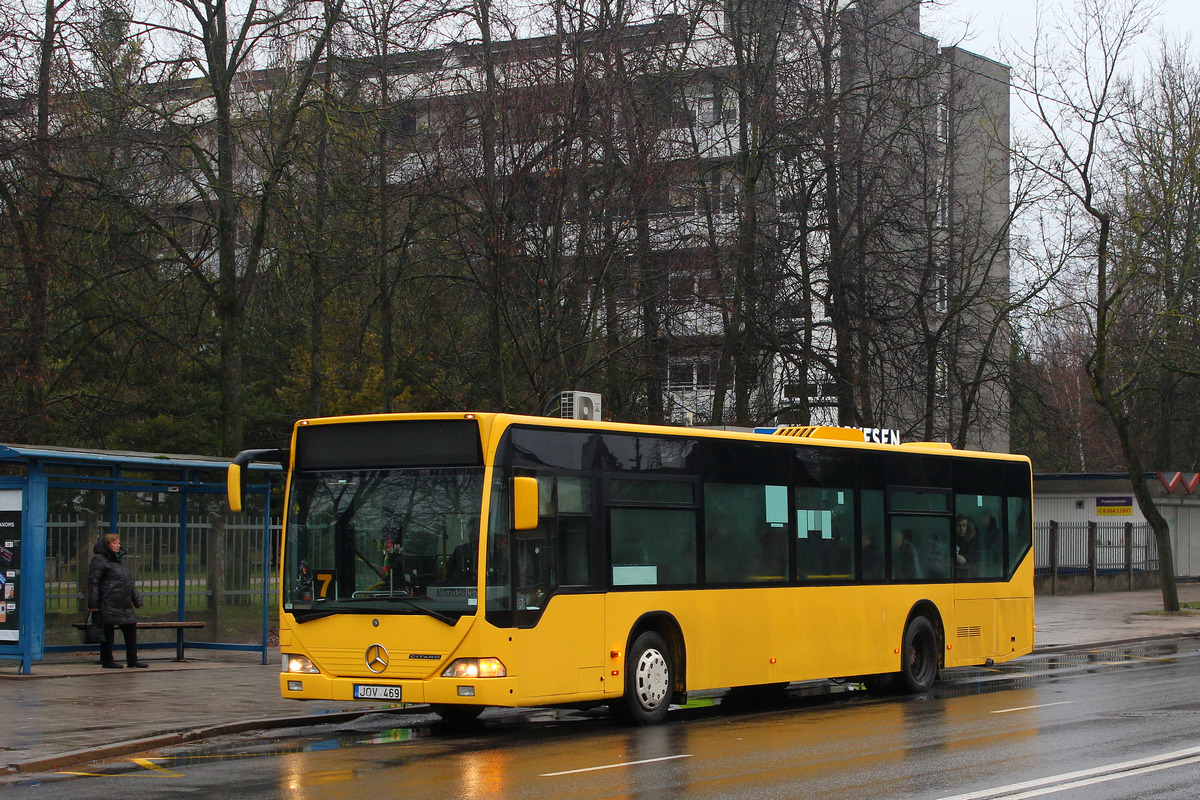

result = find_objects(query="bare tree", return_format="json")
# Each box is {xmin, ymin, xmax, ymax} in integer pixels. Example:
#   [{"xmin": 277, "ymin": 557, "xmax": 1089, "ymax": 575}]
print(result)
[
  {"xmin": 1017, "ymin": 0, "xmax": 1180, "ymax": 609},
  {"xmin": 130, "ymin": 0, "xmax": 344, "ymax": 453},
  {"xmin": 0, "ymin": 0, "xmax": 76, "ymax": 440},
  {"xmin": 1112, "ymin": 42, "xmax": 1200, "ymax": 469}
]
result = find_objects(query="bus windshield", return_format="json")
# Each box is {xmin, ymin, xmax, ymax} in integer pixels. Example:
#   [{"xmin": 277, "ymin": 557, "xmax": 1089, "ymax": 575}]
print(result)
[{"xmin": 284, "ymin": 467, "xmax": 486, "ymax": 623}]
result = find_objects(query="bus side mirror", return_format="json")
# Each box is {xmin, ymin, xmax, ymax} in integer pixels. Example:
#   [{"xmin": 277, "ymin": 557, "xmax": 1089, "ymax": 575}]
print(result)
[
  {"xmin": 512, "ymin": 477, "xmax": 539, "ymax": 530},
  {"xmin": 227, "ymin": 448, "xmax": 288, "ymax": 512},
  {"xmin": 228, "ymin": 463, "xmax": 245, "ymax": 513}
]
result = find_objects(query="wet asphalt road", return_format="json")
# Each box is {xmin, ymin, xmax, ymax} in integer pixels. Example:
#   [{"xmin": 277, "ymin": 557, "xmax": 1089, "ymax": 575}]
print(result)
[{"xmin": 8, "ymin": 640, "xmax": 1200, "ymax": 800}]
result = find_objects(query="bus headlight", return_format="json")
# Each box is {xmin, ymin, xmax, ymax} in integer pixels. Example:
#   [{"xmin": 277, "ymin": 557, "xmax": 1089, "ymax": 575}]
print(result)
[
  {"xmin": 283, "ymin": 653, "xmax": 320, "ymax": 674},
  {"xmin": 441, "ymin": 657, "xmax": 506, "ymax": 678}
]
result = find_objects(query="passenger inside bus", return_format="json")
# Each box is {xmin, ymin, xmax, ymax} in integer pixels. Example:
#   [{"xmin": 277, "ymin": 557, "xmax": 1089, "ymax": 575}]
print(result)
[
  {"xmin": 892, "ymin": 528, "xmax": 922, "ymax": 580},
  {"xmin": 955, "ymin": 515, "xmax": 980, "ymax": 573},
  {"xmin": 957, "ymin": 512, "xmax": 1003, "ymax": 578}
]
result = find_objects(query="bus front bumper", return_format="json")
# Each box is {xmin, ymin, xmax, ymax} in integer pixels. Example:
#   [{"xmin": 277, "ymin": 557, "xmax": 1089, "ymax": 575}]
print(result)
[{"xmin": 279, "ymin": 671, "xmax": 518, "ymax": 706}]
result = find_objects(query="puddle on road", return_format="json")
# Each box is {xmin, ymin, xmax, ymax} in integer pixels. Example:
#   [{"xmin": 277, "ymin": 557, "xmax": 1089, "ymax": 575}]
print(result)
[
  {"xmin": 27, "ymin": 723, "xmax": 439, "ymax": 784},
  {"xmin": 301, "ymin": 724, "xmax": 433, "ymax": 753}
]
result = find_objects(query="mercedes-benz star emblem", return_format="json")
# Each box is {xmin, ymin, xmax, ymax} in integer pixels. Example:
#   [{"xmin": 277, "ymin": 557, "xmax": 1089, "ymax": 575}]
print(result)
[{"xmin": 365, "ymin": 643, "xmax": 389, "ymax": 673}]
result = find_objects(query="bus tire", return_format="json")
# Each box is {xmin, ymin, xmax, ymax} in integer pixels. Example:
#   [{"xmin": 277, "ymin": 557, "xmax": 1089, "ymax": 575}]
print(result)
[
  {"xmin": 616, "ymin": 631, "xmax": 673, "ymax": 725},
  {"xmin": 899, "ymin": 616, "xmax": 939, "ymax": 694}
]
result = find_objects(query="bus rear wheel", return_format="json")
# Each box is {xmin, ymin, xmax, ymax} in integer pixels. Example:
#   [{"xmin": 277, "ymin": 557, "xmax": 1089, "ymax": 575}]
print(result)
[
  {"xmin": 899, "ymin": 616, "xmax": 939, "ymax": 694},
  {"xmin": 613, "ymin": 631, "xmax": 673, "ymax": 726}
]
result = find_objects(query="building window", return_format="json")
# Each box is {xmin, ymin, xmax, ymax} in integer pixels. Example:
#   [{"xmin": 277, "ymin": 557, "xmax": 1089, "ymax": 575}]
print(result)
[
  {"xmin": 696, "ymin": 93, "xmax": 737, "ymax": 125},
  {"xmin": 783, "ymin": 379, "xmax": 835, "ymax": 400},
  {"xmin": 708, "ymin": 169, "xmax": 736, "ymax": 214},
  {"xmin": 666, "ymin": 359, "xmax": 718, "ymax": 392}
]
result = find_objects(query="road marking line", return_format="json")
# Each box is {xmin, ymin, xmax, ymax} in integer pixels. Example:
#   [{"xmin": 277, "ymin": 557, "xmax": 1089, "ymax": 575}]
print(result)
[
  {"xmin": 131, "ymin": 758, "xmax": 183, "ymax": 777},
  {"xmin": 989, "ymin": 701, "xmax": 1072, "ymax": 714},
  {"xmin": 58, "ymin": 771, "xmax": 109, "ymax": 777},
  {"xmin": 540, "ymin": 754, "xmax": 693, "ymax": 777},
  {"xmin": 992, "ymin": 754, "xmax": 1200, "ymax": 799},
  {"xmin": 936, "ymin": 744, "xmax": 1200, "ymax": 800}
]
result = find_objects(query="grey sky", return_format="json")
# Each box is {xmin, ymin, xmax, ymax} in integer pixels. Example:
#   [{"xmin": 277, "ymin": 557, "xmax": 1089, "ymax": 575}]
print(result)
[{"xmin": 923, "ymin": 0, "xmax": 1200, "ymax": 63}]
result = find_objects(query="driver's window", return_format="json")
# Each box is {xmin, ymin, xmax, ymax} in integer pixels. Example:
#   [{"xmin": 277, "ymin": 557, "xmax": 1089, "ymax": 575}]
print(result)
[
  {"xmin": 489, "ymin": 472, "xmax": 591, "ymax": 627},
  {"xmin": 515, "ymin": 532, "xmax": 552, "ymax": 595},
  {"xmin": 514, "ymin": 478, "xmax": 557, "ymax": 613}
]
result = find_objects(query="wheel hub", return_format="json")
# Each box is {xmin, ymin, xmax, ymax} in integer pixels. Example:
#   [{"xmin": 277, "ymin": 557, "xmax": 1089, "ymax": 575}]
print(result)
[{"xmin": 634, "ymin": 647, "xmax": 669, "ymax": 709}]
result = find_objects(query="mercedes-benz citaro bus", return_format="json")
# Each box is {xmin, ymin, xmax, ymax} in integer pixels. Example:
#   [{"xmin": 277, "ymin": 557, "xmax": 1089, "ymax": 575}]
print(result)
[{"xmin": 228, "ymin": 412, "xmax": 1033, "ymax": 725}]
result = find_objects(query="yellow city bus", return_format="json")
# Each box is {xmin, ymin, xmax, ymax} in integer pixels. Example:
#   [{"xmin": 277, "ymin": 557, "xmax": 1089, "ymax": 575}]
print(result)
[{"xmin": 228, "ymin": 412, "xmax": 1033, "ymax": 725}]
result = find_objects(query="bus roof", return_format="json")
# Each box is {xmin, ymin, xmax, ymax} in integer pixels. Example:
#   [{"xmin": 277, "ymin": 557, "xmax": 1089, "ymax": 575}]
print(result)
[{"xmin": 289, "ymin": 412, "xmax": 1030, "ymax": 463}]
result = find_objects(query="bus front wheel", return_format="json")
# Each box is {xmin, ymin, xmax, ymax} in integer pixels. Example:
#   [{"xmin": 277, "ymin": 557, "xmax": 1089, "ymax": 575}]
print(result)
[
  {"xmin": 614, "ymin": 631, "xmax": 673, "ymax": 725},
  {"xmin": 899, "ymin": 616, "xmax": 939, "ymax": 694}
]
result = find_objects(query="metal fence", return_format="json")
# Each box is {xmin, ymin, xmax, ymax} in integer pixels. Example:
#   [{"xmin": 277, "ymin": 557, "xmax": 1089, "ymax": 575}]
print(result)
[
  {"xmin": 1034, "ymin": 521, "xmax": 1158, "ymax": 575},
  {"xmin": 43, "ymin": 512, "xmax": 280, "ymax": 644}
]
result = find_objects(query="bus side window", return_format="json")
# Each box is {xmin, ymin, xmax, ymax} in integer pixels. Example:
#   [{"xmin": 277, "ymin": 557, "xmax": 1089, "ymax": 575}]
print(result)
[
  {"xmin": 1007, "ymin": 495, "xmax": 1032, "ymax": 574},
  {"xmin": 794, "ymin": 487, "xmax": 855, "ymax": 581},
  {"xmin": 955, "ymin": 494, "xmax": 1004, "ymax": 579},
  {"xmin": 610, "ymin": 508, "xmax": 697, "ymax": 586},
  {"xmin": 512, "ymin": 478, "xmax": 556, "ymax": 613},
  {"xmin": 889, "ymin": 517, "xmax": 952, "ymax": 580},
  {"xmin": 861, "ymin": 490, "xmax": 885, "ymax": 581},
  {"xmin": 704, "ymin": 483, "xmax": 787, "ymax": 584},
  {"xmin": 514, "ymin": 532, "xmax": 549, "ymax": 589},
  {"xmin": 556, "ymin": 476, "xmax": 592, "ymax": 586},
  {"xmin": 560, "ymin": 517, "xmax": 590, "ymax": 585},
  {"xmin": 512, "ymin": 472, "xmax": 596, "ymax": 615}
]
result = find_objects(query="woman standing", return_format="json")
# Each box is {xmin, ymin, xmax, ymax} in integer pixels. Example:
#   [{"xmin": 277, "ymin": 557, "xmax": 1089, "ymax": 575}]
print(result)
[{"xmin": 87, "ymin": 533, "xmax": 148, "ymax": 669}]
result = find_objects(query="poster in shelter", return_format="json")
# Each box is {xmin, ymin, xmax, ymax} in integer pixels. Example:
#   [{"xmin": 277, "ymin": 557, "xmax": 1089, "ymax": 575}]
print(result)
[{"xmin": 0, "ymin": 490, "xmax": 20, "ymax": 643}]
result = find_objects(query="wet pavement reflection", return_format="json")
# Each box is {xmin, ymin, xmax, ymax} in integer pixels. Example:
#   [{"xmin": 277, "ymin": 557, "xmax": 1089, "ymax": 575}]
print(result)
[{"xmin": 13, "ymin": 640, "xmax": 1200, "ymax": 795}]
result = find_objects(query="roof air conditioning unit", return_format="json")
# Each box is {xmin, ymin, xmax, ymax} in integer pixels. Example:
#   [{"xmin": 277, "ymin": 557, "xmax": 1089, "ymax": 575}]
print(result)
[{"xmin": 560, "ymin": 391, "xmax": 602, "ymax": 421}]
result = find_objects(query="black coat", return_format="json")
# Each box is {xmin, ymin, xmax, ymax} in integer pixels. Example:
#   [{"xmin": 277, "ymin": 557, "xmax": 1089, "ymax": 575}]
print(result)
[{"xmin": 87, "ymin": 540, "xmax": 142, "ymax": 626}]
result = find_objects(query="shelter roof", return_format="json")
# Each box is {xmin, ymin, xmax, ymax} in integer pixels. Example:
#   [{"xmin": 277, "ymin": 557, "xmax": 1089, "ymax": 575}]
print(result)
[{"xmin": 0, "ymin": 444, "xmax": 280, "ymax": 473}]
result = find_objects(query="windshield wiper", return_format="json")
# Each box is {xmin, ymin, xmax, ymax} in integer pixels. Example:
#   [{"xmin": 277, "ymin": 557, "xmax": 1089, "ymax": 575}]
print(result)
[
  {"xmin": 289, "ymin": 596, "xmax": 462, "ymax": 626},
  {"xmin": 381, "ymin": 596, "xmax": 460, "ymax": 625}
]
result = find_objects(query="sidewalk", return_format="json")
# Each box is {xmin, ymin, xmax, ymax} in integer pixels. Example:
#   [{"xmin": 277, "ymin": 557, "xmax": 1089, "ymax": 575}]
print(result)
[
  {"xmin": 1032, "ymin": 581, "xmax": 1200, "ymax": 651},
  {"xmin": 3, "ymin": 585, "xmax": 1200, "ymax": 776}
]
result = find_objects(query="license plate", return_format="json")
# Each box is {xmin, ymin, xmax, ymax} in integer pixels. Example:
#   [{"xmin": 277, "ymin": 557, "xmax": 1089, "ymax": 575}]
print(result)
[{"xmin": 354, "ymin": 684, "xmax": 402, "ymax": 700}]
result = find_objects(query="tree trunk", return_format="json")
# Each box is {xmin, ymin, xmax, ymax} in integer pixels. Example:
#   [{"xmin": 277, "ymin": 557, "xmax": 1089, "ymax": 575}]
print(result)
[{"xmin": 1086, "ymin": 209, "xmax": 1179, "ymax": 611}]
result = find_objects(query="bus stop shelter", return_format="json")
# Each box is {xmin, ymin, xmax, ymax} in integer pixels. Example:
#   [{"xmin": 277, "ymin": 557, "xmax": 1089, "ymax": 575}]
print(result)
[{"xmin": 0, "ymin": 445, "xmax": 278, "ymax": 674}]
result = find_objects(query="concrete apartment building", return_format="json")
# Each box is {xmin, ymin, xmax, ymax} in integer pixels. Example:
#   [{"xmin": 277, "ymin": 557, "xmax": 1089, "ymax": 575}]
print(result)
[{"xmin": 368, "ymin": 0, "xmax": 1015, "ymax": 447}]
